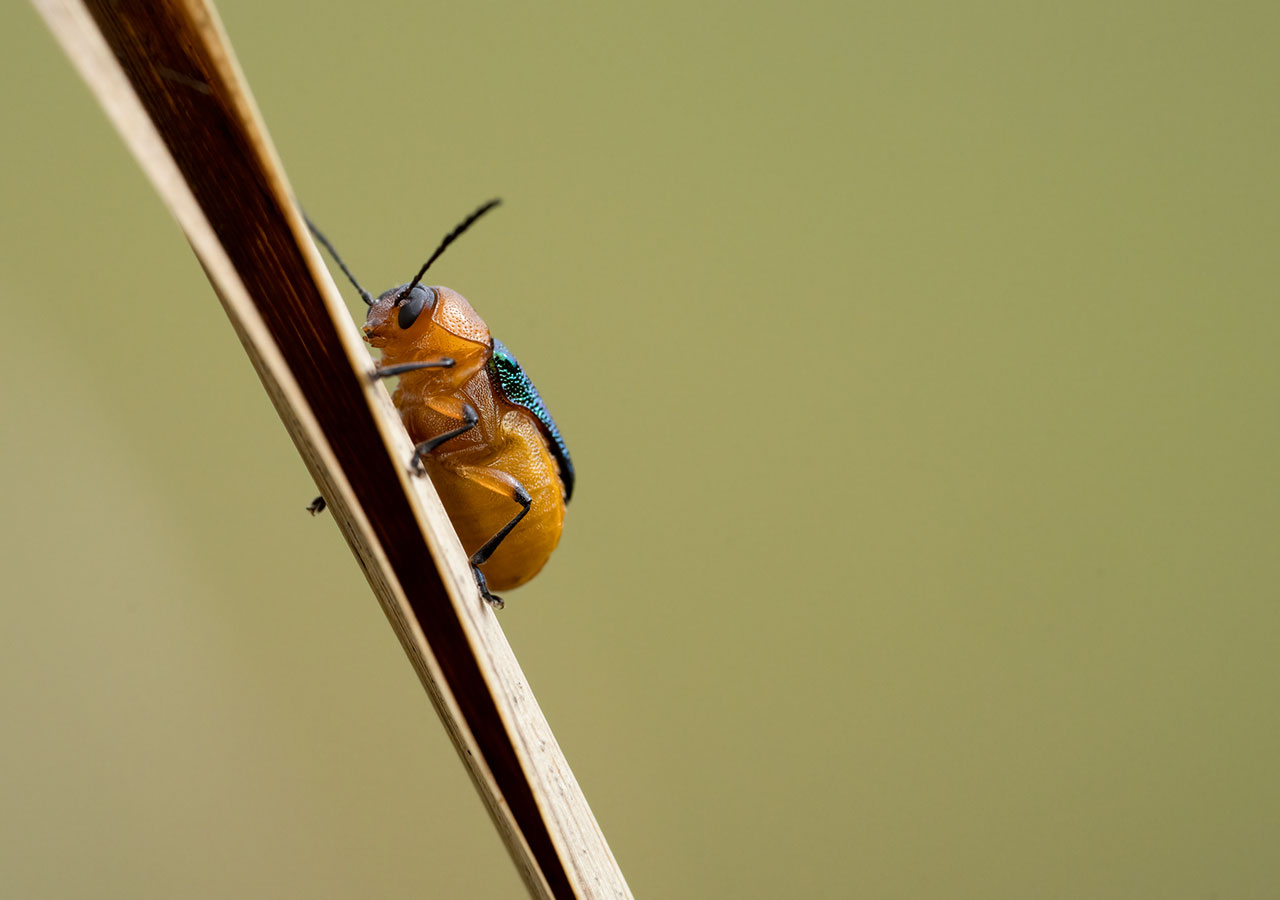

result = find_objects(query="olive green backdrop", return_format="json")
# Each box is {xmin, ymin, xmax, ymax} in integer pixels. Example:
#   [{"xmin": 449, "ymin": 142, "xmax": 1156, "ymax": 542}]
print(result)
[{"xmin": 3, "ymin": 2, "xmax": 1278, "ymax": 897}]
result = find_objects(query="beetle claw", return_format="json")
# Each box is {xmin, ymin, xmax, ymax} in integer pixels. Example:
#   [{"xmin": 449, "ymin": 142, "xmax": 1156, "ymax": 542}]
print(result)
[{"xmin": 472, "ymin": 565, "xmax": 504, "ymax": 609}]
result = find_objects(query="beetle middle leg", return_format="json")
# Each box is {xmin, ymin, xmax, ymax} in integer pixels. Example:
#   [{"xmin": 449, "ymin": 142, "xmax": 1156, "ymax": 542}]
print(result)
[
  {"xmin": 306, "ymin": 359, "xmax": 462, "ymax": 514},
  {"xmin": 410, "ymin": 399, "xmax": 479, "ymax": 474}
]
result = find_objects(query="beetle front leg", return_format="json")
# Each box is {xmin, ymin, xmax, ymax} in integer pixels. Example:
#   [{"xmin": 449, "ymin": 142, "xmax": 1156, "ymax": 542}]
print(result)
[{"xmin": 372, "ymin": 359, "xmax": 454, "ymax": 379}]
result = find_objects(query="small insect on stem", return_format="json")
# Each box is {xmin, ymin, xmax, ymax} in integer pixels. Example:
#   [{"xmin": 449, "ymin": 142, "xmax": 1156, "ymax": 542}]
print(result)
[{"xmin": 306, "ymin": 201, "xmax": 575, "ymax": 608}]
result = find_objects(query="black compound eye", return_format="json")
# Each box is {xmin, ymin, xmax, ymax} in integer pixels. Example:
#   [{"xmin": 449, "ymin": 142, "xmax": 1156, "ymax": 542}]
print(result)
[{"xmin": 397, "ymin": 287, "xmax": 432, "ymax": 329}]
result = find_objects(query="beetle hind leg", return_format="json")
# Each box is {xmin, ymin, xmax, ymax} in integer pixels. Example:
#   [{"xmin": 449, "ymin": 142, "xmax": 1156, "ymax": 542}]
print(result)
[
  {"xmin": 469, "ymin": 483, "xmax": 531, "ymax": 609},
  {"xmin": 447, "ymin": 465, "xmax": 534, "ymax": 609},
  {"xmin": 471, "ymin": 484, "xmax": 532, "ymax": 568},
  {"xmin": 472, "ymin": 565, "xmax": 504, "ymax": 609}
]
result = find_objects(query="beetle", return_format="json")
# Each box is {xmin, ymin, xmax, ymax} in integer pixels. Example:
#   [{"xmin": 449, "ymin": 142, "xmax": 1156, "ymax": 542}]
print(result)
[{"xmin": 306, "ymin": 200, "xmax": 574, "ymax": 608}]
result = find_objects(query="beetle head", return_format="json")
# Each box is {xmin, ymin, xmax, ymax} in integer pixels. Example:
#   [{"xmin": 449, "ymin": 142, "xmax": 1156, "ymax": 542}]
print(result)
[{"xmin": 364, "ymin": 283, "xmax": 490, "ymax": 360}]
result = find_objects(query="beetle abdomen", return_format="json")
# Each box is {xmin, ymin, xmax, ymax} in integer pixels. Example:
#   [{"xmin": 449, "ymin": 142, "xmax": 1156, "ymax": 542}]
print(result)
[{"xmin": 425, "ymin": 409, "xmax": 565, "ymax": 590}]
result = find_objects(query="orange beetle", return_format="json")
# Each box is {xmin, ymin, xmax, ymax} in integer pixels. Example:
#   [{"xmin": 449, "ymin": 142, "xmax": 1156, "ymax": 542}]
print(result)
[{"xmin": 308, "ymin": 201, "xmax": 573, "ymax": 607}]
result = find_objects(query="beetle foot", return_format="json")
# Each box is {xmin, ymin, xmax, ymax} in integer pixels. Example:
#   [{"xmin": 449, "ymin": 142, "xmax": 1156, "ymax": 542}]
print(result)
[
  {"xmin": 472, "ymin": 566, "xmax": 504, "ymax": 609},
  {"xmin": 307, "ymin": 495, "xmax": 326, "ymax": 515},
  {"xmin": 409, "ymin": 453, "xmax": 428, "ymax": 476}
]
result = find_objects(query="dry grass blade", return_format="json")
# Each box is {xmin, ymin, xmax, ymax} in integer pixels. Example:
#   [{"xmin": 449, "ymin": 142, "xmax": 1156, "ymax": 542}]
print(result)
[{"xmin": 31, "ymin": 1, "xmax": 632, "ymax": 897}]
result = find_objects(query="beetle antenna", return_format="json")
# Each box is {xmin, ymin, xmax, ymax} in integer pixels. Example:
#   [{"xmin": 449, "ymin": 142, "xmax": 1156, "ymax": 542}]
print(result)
[
  {"xmin": 304, "ymin": 213, "xmax": 376, "ymax": 307},
  {"xmin": 401, "ymin": 198, "xmax": 502, "ymax": 300}
]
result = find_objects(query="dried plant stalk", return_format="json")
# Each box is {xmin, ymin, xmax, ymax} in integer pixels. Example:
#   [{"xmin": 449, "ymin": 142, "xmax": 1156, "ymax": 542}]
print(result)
[{"xmin": 32, "ymin": 1, "xmax": 632, "ymax": 897}]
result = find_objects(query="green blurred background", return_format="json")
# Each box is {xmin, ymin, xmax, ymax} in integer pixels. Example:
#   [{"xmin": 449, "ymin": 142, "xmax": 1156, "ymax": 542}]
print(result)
[{"xmin": 3, "ymin": 1, "xmax": 1278, "ymax": 897}]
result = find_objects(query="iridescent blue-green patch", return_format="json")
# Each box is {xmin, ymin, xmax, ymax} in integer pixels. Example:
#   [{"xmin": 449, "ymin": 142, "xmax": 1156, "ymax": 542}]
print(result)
[{"xmin": 488, "ymin": 338, "xmax": 575, "ymax": 502}]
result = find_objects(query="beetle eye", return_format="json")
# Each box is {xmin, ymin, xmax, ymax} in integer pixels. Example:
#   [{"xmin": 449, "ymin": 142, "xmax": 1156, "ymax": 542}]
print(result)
[{"xmin": 397, "ymin": 287, "xmax": 432, "ymax": 329}]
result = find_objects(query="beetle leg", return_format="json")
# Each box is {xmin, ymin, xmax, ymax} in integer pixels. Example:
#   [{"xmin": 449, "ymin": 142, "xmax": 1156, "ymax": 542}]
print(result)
[
  {"xmin": 471, "ymin": 565, "xmax": 503, "ymax": 610},
  {"xmin": 448, "ymin": 465, "xmax": 533, "ymax": 608},
  {"xmin": 470, "ymin": 484, "xmax": 532, "ymax": 568},
  {"xmin": 310, "ymin": 358, "xmax": 453, "ymax": 513},
  {"xmin": 372, "ymin": 358, "xmax": 454, "ymax": 379},
  {"xmin": 410, "ymin": 401, "xmax": 478, "ymax": 473}
]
